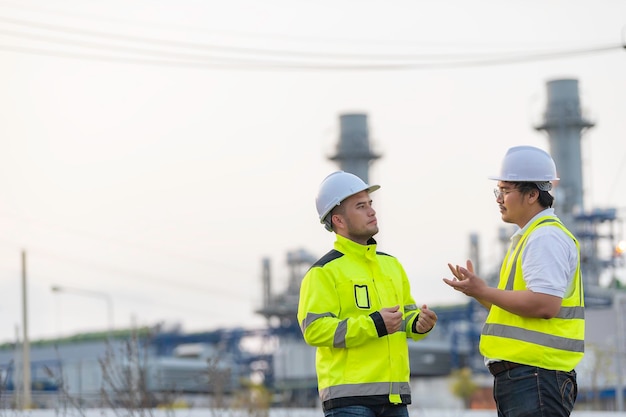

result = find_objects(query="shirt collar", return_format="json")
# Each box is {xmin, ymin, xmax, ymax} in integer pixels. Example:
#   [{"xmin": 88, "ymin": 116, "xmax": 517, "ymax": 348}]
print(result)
[
  {"xmin": 334, "ymin": 234, "xmax": 378, "ymax": 259},
  {"xmin": 510, "ymin": 207, "xmax": 555, "ymax": 241}
]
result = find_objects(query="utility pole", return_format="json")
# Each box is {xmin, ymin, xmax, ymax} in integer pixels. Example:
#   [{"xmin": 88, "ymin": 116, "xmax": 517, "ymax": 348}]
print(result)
[
  {"xmin": 615, "ymin": 292, "xmax": 625, "ymax": 412},
  {"xmin": 21, "ymin": 250, "xmax": 31, "ymax": 409}
]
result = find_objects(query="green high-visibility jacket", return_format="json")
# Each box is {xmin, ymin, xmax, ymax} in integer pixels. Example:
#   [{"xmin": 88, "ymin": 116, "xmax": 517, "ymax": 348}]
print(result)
[
  {"xmin": 480, "ymin": 216, "xmax": 585, "ymax": 371},
  {"xmin": 297, "ymin": 234, "xmax": 431, "ymax": 410}
]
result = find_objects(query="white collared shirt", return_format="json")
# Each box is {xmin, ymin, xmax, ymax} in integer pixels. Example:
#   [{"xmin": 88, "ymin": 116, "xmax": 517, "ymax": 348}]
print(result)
[{"xmin": 508, "ymin": 208, "xmax": 578, "ymax": 297}]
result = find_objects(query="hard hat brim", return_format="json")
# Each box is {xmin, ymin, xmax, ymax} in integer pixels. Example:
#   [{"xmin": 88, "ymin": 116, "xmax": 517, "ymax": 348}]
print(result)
[{"xmin": 488, "ymin": 175, "xmax": 560, "ymax": 181}]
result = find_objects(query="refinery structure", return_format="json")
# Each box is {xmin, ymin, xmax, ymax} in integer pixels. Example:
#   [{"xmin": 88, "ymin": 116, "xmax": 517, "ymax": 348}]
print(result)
[{"xmin": 0, "ymin": 78, "xmax": 624, "ymax": 411}]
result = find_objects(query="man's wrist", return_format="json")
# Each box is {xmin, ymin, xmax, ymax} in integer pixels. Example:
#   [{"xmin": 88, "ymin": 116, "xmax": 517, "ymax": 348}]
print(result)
[{"xmin": 370, "ymin": 311, "xmax": 388, "ymax": 337}]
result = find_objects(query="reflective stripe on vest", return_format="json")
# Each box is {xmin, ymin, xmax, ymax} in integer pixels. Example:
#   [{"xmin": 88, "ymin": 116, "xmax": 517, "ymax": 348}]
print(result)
[
  {"xmin": 482, "ymin": 323, "xmax": 584, "ymax": 352},
  {"xmin": 319, "ymin": 381, "xmax": 410, "ymax": 404}
]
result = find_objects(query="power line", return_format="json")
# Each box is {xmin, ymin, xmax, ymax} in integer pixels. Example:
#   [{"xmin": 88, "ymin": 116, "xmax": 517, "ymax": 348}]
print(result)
[
  {"xmin": 0, "ymin": 1, "xmax": 580, "ymax": 50},
  {"xmin": 0, "ymin": 241, "xmax": 250, "ymax": 300},
  {"xmin": 0, "ymin": 42, "xmax": 622, "ymax": 72},
  {"xmin": 0, "ymin": 221, "xmax": 255, "ymax": 302},
  {"xmin": 0, "ymin": 16, "xmax": 623, "ymax": 70},
  {"xmin": 0, "ymin": 245, "xmax": 253, "ymax": 324},
  {"xmin": 52, "ymin": 288, "xmax": 226, "ymax": 318},
  {"xmin": 0, "ymin": 16, "xmax": 524, "ymax": 61},
  {"xmin": 0, "ymin": 210, "xmax": 254, "ymax": 275}
]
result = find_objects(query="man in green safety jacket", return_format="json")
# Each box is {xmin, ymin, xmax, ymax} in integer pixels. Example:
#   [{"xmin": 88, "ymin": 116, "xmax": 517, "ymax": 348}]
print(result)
[
  {"xmin": 444, "ymin": 145, "xmax": 584, "ymax": 417},
  {"xmin": 298, "ymin": 171, "xmax": 438, "ymax": 417}
]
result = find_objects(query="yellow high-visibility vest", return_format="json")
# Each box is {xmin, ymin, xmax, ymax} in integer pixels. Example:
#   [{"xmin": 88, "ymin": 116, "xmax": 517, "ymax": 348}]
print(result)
[{"xmin": 480, "ymin": 216, "xmax": 585, "ymax": 371}]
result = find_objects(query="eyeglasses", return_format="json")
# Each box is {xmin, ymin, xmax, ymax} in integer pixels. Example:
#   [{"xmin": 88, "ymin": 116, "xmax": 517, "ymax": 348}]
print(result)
[{"xmin": 493, "ymin": 188, "xmax": 518, "ymax": 199}]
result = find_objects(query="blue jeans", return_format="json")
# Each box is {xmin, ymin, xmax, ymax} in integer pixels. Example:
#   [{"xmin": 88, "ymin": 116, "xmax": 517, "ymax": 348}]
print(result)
[
  {"xmin": 324, "ymin": 405, "xmax": 409, "ymax": 417},
  {"xmin": 493, "ymin": 365, "xmax": 577, "ymax": 417}
]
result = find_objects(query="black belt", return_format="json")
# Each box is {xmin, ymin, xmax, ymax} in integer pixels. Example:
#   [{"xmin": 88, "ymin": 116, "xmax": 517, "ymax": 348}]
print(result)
[{"xmin": 488, "ymin": 360, "xmax": 523, "ymax": 376}]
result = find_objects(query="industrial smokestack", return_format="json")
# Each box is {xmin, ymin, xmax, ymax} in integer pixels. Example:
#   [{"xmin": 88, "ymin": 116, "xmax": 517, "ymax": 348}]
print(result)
[
  {"xmin": 535, "ymin": 79, "xmax": 595, "ymax": 226},
  {"xmin": 329, "ymin": 113, "xmax": 381, "ymax": 184}
]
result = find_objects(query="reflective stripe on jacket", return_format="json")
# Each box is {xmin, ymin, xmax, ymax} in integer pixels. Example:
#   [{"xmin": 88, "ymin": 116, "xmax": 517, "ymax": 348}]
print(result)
[
  {"xmin": 480, "ymin": 216, "xmax": 585, "ymax": 371},
  {"xmin": 297, "ymin": 234, "xmax": 429, "ymax": 407}
]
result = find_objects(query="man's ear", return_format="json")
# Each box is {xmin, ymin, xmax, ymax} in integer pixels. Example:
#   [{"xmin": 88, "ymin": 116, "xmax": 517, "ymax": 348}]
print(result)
[
  {"xmin": 528, "ymin": 189, "xmax": 540, "ymax": 204},
  {"xmin": 332, "ymin": 214, "xmax": 344, "ymax": 229}
]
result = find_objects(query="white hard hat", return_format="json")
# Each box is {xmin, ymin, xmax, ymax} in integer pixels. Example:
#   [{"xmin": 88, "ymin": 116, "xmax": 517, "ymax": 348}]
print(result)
[
  {"xmin": 315, "ymin": 171, "xmax": 380, "ymax": 231},
  {"xmin": 489, "ymin": 145, "xmax": 559, "ymax": 190}
]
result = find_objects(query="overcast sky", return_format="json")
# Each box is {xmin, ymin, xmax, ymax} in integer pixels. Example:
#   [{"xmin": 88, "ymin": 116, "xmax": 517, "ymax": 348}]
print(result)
[{"xmin": 1, "ymin": 0, "xmax": 625, "ymax": 343}]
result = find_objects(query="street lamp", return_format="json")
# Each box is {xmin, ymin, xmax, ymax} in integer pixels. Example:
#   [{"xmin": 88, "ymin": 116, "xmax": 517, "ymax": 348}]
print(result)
[{"xmin": 51, "ymin": 285, "xmax": 114, "ymax": 336}]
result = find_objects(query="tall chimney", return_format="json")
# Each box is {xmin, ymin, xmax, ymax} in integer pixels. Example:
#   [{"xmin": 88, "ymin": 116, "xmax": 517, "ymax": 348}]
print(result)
[{"xmin": 329, "ymin": 113, "xmax": 381, "ymax": 184}]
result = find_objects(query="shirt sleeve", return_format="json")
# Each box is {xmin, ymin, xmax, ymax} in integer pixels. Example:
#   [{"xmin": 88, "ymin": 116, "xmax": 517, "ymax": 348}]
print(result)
[{"xmin": 521, "ymin": 226, "xmax": 577, "ymax": 297}]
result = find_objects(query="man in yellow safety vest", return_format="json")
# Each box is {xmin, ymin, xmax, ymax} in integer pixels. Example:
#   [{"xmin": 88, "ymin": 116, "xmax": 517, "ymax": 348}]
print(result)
[
  {"xmin": 444, "ymin": 145, "xmax": 584, "ymax": 416},
  {"xmin": 298, "ymin": 171, "xmax": 438, "ymax": 417}
]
